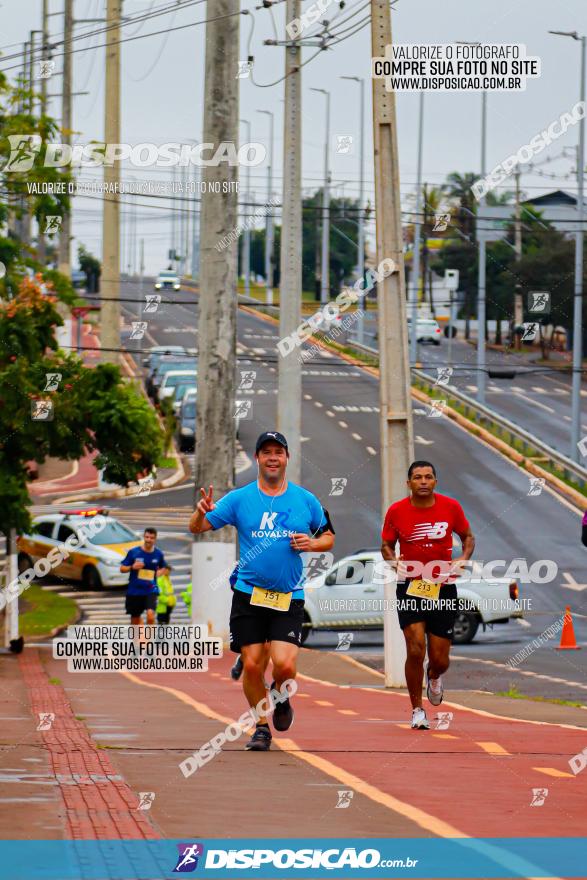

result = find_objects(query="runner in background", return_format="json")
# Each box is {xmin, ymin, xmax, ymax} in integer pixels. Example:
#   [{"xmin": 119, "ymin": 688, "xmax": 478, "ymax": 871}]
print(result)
[
  {"xmin": 120, "ymin": 528, "xmax": 169, "ymax": 627},
  {"xmin": 381, "ymin": 461, "xmax": 475, "ymax": 730}
]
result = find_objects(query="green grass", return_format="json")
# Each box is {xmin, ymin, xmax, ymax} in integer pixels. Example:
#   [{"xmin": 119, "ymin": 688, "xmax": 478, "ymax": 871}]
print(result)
[
  {"xmin": 48, "ymin": 677, "xmax": 61, "ymax": 685},
  {"xmin": 495, "ymin": 684, "xmax": 584, "ymax": 709},
  {"xmin": 157, "ymin": 456, "xmax": 176, "ymax": 469},
  {"xmin": 19, "ymin": 584, "xmax": 78, "ymax": 639}
]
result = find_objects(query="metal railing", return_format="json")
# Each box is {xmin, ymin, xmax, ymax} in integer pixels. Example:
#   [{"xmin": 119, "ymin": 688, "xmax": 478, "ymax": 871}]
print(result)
[{"xmin": 346, "ymin": 337, "xmax": 587, "ymax": 495}]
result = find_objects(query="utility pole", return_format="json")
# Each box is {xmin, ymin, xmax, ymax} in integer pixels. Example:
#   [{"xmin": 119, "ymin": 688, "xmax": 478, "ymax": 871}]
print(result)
[
  {"xmin": 341, "ymin": 76, "xmax": 365, "ymax": 343},
  {"xmin": 240, "ymin": 118, "xmax": 251, "ymax": 296},
  {"xmin": 258, "ymin": 109, "xmax": 274, "ymax": 305},
  {"xmin": 371, "ymin": 0, "xmax": 413, "ymax": 688},
  {"xmin": 549, "ymin": 30, "xmax": 585, "ymax": 460},
  {"xmin": 192, "ymin": 0, "xmax": 239, "ymax": 637},
  {"xmin": 278, "ymin": 0, "xmax": 303, "ymax": 481},
  {"xmin": 184, "ymin": 163, "xmax": 190, "ymax": 278},
  {"xmin": 410, "ymin": 91, "xmax": 424, "ymax": 365},
  {"xmin": 100, "ymin": 0, "xmax": 121, "ymax": 365},
  {"xmin": 513, "ymin": 170, "xmax": 523, "ymax": 349},
  {"xmin": 191, "ymin": 166, "xmax": 200, "ymax": 279},
  {"xmin": 312, "ymin": 87, "xmax": 331, "ymax": 304},
  {"xmin": 58, "ymin": 0, "xmax": 73, "ymax": 278},
  {"xmin": 41, "ymin": 0, "xmax": 49, "ymax": 113},
  {"xmin": 477, "ymin": 90, "xmax": 487, "ymax": 405}
]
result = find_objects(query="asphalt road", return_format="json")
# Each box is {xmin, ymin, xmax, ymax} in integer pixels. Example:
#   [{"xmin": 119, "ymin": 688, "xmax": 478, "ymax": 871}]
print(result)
[
  {"xmin": 109, "ymin": 281, "xmax": 587, "ymax": 703},
  {"xmin": 357, "ymin": 312, "xmax": 586, "ymax": 459}
]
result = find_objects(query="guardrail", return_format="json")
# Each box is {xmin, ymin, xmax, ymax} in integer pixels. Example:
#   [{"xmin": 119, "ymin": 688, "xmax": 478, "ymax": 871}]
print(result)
[{"xmin": 346, "ymin": 336, "xmax": 587, "ymax": 496}]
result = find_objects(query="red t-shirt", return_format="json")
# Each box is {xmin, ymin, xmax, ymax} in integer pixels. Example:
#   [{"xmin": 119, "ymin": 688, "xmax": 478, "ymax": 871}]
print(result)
[{"xmin": 381, "ymin": 493, "xmax": 469, "ymax": 576}]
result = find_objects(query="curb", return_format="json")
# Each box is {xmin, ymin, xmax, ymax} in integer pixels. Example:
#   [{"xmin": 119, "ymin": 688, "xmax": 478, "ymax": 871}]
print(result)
[
  {"xmin": 36, "ymin": 352, "xmax": 188, "ymax": 504},
  {"xmin": 240, "ymin": 300, "xmax": 585, "ymax": 511},
  {"xmin": 56, "ymin": 449, "xmax": 188, "ymax": 504}
]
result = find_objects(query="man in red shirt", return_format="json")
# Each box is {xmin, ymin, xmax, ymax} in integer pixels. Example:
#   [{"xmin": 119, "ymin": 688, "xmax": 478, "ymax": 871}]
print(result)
[{"xmin": 381, "ymin": 461, "xmax": 475, "ymax": 729}]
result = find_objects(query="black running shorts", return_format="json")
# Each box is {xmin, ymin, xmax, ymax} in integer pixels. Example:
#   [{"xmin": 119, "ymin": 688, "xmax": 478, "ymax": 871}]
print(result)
[
  {"xmin": 395, "ymin": 580, "xmax": 458, "ymax": 640},
  {"xmin": 125, "ymin": 592, "xmax": 158, "ymax": 617},
  {"xmin": 229, "ymin": 588, "xmax": 305, "ymax": 654}
]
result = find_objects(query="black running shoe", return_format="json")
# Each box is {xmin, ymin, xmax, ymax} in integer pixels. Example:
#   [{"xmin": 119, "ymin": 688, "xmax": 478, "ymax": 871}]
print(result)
[
  {"xmin": 270, "ymin": 681, "xmax": 294, "ymax": 732},
  {"xmin": 245, "ymin": 725, "xmax": 272, "ymax": 751},
  {"xmin": 230, "ymin": 656, "xmax": 244, "ymax": 680}
]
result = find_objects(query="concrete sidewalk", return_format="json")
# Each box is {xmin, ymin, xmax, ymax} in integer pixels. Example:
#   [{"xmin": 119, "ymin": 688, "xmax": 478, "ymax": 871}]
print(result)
[{"xmin": 2, "ymin": 645, "xmax": 587, "ymax": 843}]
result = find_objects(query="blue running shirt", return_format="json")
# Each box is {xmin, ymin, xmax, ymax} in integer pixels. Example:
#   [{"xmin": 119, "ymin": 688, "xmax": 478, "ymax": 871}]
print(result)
[{"xmin": 205, "ymin": 481, "xmax": 325, "ymax": 599}]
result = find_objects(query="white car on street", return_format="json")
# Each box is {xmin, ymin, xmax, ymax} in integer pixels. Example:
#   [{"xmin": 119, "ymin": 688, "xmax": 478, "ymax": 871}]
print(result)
[
  {"xmin": 155, "ymin": 270, "xmax": 180, "ymax": 291},
  {"xmin": 408, "ymin": 316, "xmax": 442, "ymax": 345},
  {"xmin": 302, "ymin": 549, "xmax": 523, "ymax": 644},
  {"xmin": 158, "ymin": 369, "xmax": 198, "ymax": 402}
]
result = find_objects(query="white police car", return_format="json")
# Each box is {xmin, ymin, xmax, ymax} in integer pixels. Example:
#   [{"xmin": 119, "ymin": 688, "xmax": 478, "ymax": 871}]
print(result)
[{"xmin": 17, "ymin": 509, "xmax": 141, "ymax": 590}]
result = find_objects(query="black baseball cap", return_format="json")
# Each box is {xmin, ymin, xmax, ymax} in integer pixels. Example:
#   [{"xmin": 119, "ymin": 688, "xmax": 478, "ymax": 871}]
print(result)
[{"xmin": 255, "ymin": 431, "xmax": 289, "ymax": 454}]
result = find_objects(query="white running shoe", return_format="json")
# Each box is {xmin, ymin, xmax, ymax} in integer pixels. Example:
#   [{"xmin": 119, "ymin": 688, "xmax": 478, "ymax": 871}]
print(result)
[
  {"xmin": 411, "ymin": 707, "xmax": 429, "ymax": 730},
  {"xmin": 426, "ymin": 667, "xmax": 444, "ymax": 706}
]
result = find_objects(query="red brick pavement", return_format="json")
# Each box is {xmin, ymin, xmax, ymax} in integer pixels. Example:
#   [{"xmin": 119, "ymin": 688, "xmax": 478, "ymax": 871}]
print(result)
[{"xmin": 18, "ymin": 649, "xmax": 160, "ymax": 840}]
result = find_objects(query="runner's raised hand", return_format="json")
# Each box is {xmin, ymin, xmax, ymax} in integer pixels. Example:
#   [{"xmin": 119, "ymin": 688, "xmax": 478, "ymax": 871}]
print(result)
[{"xmin": 197, "ymin": 485, "xmax": 215, "ymax": 516}]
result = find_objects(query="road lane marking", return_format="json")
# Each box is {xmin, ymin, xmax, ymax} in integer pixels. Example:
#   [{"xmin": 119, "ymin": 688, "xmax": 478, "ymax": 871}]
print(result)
[
  {"xmin": 477, "ymin": 742, "xmax": 510, "ymax": 756},
  {"xmin": 449, "ymin": 656, "xmax": 587, "ymax": 695},
  {"xmin": 432, "ymin": 733, "xmax": 458, "ymax": 739},
  {"xmin": 338, "ymin": 420, "xmax": 348, "ymax": 428},
  {"xmin": 351, "ymin": 432, "xmax": 362, "ymax": 441},
  {"xmin": 120, "ymin": 671, "xmax": 468, "ymax": 838},
  {"xmin": 273, "ymin": 739, "xmax": 467, "ymax": 838},
  {"xmin": 326, "ymin": 410, "xmax": 335, "ymax": 417},
  {"xmin": 315, "ymin": 700, "xmax": 333, "ymax": 707},
  {"xmin": 338, "ymin": 709, "xmax": 358, "ymax": 716},
  {"xmin": 511, "ymin": 387, "xmax": 555, "ymax": 413},
  {"xmin": 314, "ymin": 401, "xmax": 323, "ymax": 408},
  {"xmin": 533, "ymin": 767, "xmax": 575, "ymax": 778},
  {"xmin": 310, "ymin": 659, "xmax": 587, "ymax": 730},
  {"xmin": 366, "ymin": 446, "xmax": 377, "ymax": 455}
]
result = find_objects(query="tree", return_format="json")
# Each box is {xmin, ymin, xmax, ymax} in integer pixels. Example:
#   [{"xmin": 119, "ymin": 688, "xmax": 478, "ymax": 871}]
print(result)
[
  {"xmin": 78, "ymin": 244, "xmax": 101, "ymax": 293},
  {"xmin": 444, "ymin": 171, "xmax": 478, "ymax": 240},
  {"xmin": 0, "ymin": 277, "xmax": 164, "ymax": 536}
]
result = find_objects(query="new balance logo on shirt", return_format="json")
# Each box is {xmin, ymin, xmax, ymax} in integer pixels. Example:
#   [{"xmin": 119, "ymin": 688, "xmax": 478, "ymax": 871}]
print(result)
[{"xmin": 406, "ymin": 522, "xmax": 449, "ymax": 541}]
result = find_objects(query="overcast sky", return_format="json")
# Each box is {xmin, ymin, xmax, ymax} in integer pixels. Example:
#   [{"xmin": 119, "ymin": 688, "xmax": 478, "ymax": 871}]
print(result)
[{"xmin": 1, "ymin": 0, "xmax": 586, "ymax": 273}]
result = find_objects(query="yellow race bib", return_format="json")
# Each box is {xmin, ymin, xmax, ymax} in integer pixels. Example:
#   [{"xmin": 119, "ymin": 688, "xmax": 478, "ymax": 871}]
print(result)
[
  {"xmin": 137, "ymin": 568, "xmax": 156, "ymax": 581},
  {"xmin": 406, "ymin": 579, "xmax": 441, "ymax": 601},
  {"xmin": 250, "ymin": 587, "xmax": 292, "ymax": 612}
]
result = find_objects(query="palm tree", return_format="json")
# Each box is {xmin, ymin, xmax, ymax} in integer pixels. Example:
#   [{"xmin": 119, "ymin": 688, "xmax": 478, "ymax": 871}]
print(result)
[
  {"xmin": 444, "ymin": 171, "xmax": 479, "ymax": 240},
  {"xmin": 421, "ymin": 184, "xmax": 444, "ymax": 315}
]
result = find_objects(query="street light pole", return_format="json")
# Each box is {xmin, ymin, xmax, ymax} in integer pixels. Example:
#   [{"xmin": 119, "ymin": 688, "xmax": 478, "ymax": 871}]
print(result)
[
  {"xmin": 311, "ymin": 87, "xmax": 331, "ymax": 304},
  {"xmin": 341, "ymin": 76, "xmax": 365, "ymax": 343},
  {"xmin": 258, "ymin": 109, "xmax": 275, "ymax": 305},
  {"xmin": 240, "ymin": 118, "xmax": 251, "ymax": 297},
  {"xmin": 549, "ymin": 31, "xmax": 585, "ymax": 461},
  {"xmin": 477, "ymin": 90, "xmax": 487, "ymax": 405}
]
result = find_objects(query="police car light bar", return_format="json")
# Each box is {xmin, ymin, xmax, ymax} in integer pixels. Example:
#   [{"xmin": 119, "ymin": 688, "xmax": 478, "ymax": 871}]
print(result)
[{"xmin": 58, "ymin": 508, "xmax": 108, "ymax": 517}]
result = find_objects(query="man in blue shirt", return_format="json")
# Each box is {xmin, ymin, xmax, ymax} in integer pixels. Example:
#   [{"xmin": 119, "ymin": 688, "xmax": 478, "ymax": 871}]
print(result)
[
  {"xmin": 189, "ymin": 431, "xmax": 335, "ymax": 751},
  {"xmin": 120, "ymin": 527, "xmax": 169, "ymax": 625}
]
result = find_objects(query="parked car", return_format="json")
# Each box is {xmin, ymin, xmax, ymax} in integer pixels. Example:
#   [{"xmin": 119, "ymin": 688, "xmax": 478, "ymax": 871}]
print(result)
[
  {"xmin": 143, "ymin": 344, "xmax": 187, "ymax": 370},
  {"xmin": 177, "ymin": 391, "xmax": 196, "ymax": 452},
  {"xmin": 17, "ymin": 508, "xmax": 141, "ymax": 590},
  {"xmin": 144, "ymin": 346, "xmax": 188, "ymax": 396},
  {"xmin": 149, "ymin": 354, "xmax": 197, "ymax": 399},
  {"xmin": 408, "ymin": 317, "xmax": 442, "ymax": 345},
  {"xmin": 158, "ymin": 369, "xmax": 198, "ymax": 403},
  {"xmin": 302, "ymin": 549, "xmax": 523, "ymax": 645},
  {"xmin": 170, "ymin": 382, "xmax": 197, "ymax": 416},
  {"xmin": 155, "ymin": 270, "xmax": 180, "ymax": 291}
]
